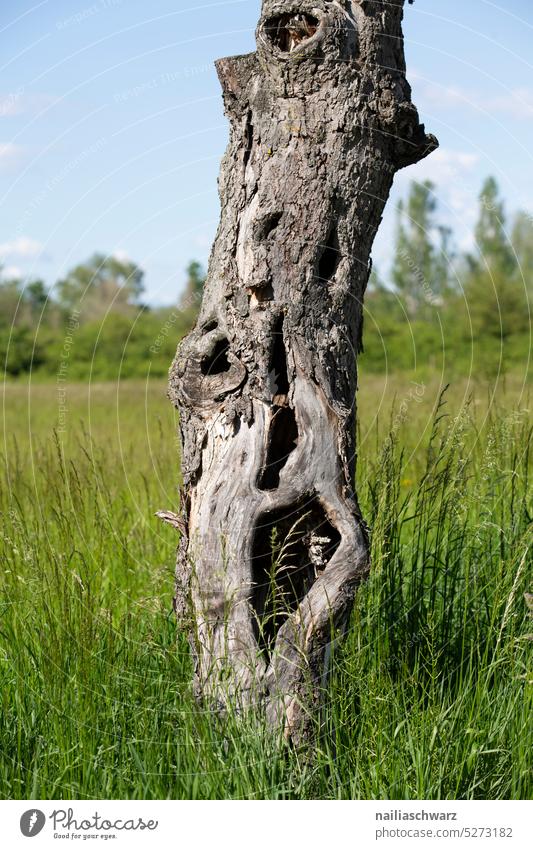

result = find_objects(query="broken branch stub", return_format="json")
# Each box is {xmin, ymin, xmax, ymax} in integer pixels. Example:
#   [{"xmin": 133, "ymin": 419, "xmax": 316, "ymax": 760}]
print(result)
[{"xmin": 167, "ymin": 0, "xmax": 437, "ymax": 741}]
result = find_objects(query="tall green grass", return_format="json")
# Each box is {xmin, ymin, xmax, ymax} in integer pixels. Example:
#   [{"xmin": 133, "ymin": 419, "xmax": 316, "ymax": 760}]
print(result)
[{"xmin": 0, "ymin": 378, "xmax": 531, "ymax": 799}]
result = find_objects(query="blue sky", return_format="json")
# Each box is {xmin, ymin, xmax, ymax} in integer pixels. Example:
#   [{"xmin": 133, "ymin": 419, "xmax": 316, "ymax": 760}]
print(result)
[{"xmin": 0, "ymin": 0, "xmax": 532, "ymax": 304}]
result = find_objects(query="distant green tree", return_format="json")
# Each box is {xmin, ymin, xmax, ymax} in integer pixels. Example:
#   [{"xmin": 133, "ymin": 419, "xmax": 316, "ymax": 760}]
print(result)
[
  {"xmin": 392, "ymin": 181, "xmax": 451, "ymax": 316},
  {"xmin": 365, "ymin": 264, "xmax": 402, "ymax": 317},
  {"xmin": 56, "ymin": 253, "xmax": 145, "ymax": 322},
  {"xmin": 464, "ymin": 179, "xmax": 527, "ymax": 359},
  {"xmin": 0, "ymin": 324, "xmax": 45, "ymax": 375},
  {"xmin": 469, "ymin": 177, "xmax": 515, "ymax": 274},
  {"xmin": 435, "ymin": 223, "xmax": 455, "ymax": 295},
  {"xmin": 0, "ymin": 275, "xmax": 52, "ymax": 375},
  {"xmin": 465, "ymin": 269, "xmax": 527, "ymax": 342},
  {"xmin": 0, "ymin": 278, "xmax": 23, "ymax": 329},
  {"xmin": 179, "ymin": 260, "xmax": 205, "ymax": 312},
  {"xmin": 25, "ymin": 279, "xmax": 48, "ymax": 314},
  {"xmin": 511, "ymin": 210, "xmax": 533, "ymax": 292}
]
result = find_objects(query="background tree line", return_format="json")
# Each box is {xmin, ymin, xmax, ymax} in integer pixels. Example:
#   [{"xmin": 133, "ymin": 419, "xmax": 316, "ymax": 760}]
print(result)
[
  {"xmin": 0, "ymin": 256, "xmax": 205, "ymax": 379},
  {"xmin": 366, "ymin": 175, "xmax": 531, "ymax": 377},
  {"xmin": 1, "ymin": 176, "xmax": 531, "ymax": 380}
]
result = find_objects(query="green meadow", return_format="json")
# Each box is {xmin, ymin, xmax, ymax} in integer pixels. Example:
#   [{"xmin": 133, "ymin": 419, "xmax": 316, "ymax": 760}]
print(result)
[{"xmin": 0, "ymin": 374, "xmax": 531, "ymax": 799}]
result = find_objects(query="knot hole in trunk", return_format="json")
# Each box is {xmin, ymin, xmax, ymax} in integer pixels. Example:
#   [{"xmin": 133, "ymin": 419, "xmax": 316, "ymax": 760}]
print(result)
[
  {"xmin": 251, "ymin": 499, "xmax": 341, "ymax": 660},
  {"xmin": 317, "ymin": 223, "xmax": 341, "ymax": 284},
  {"xmin": 201, "ymin": 337, "xmax": 231, "ymax": 376},
  {"xmin": 263, "ymin": 12, "xmax": 320, "ymax": 53}
]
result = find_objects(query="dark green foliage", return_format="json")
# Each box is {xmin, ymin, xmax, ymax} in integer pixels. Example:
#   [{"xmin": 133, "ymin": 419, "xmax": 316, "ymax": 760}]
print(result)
[
  {"xmin": 0, "ymin": 325, "xmax": 45, "ymax": 375},
  {"xmin": 392, "ymin": 180, "xmax": 452, "ymax": 317},
  {"xmin": 0, "ymin": 259, "xmax": 205, "ymax": 380},
  {"xmin": 0, "ymin": 277, "xmax": 54, "ymax": 375},
  {"xmin": 179, "ymin": 260, "xmax": 205, "ymax": 312}
]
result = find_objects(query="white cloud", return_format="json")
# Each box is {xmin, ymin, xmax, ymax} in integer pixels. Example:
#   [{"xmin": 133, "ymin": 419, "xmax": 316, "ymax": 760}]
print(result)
[
  {"xmin": 406, "ymin": 148, "xmax": 479, "ymax": 186},
  {"xmin": 193, "ymin": 232, "xmax": 212, "ymax": 250},
  {"xmin": 112, "ymin": 249, "xmax": 132, "ymax": 264},
  {"xmin": 415, "ymin": 151, "xmax": 479, "ymax": 248},
  {"xmin": 0, "ymin": 91, "xmax": 58, "ymax": 118},
  {"xmin": 1, "ymin": 265, "xmax": 22, "ymax": 280},
  {"xmin": 373, "ymin": 148, "xmax": 481, "ymax": 276},
  {"xmin": 412, "ymin": 76, "xmax": 533, "ymax": 121},
  {"xmin": 0, "ymin": 142, "xmax": 25, "ymax": 172},
  {"xmin": 485, "ymin": 88, "xmax": 533, "ymax": 120},
  {"xmin": 0, "ymin": 236, "xmax": 44, "ymax": 260},
  {"xmin": 0, "ymin": 93, "xmax": 23, "ymax": 117}
]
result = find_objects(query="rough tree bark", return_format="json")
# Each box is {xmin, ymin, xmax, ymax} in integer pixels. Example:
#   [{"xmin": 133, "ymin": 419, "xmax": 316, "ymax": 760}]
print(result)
[{"xmin": 162, "ymin": 0, "xmax": 437, "ymax": 741}]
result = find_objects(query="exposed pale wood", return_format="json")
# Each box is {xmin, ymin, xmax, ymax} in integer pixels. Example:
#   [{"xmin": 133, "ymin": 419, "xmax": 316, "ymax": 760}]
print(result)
[{"xmin": 166, "ymin": 0, "xmax": 437, "ymax": 742}]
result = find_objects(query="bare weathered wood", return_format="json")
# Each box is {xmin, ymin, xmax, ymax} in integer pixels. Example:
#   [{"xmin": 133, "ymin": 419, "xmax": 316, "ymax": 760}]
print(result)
[{"xmin": 166, "ymin": 0, "xmax": 437, "ymax": 741}]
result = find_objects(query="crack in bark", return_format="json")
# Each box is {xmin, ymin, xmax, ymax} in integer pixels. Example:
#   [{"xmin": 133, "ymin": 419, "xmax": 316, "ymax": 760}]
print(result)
[
  {"xmin": 269, "ymin": 315, "xmax": 290, "ymax": 400},
  {"xmin": 258, "ymin": 405, "xmax": 298, "ymax": 490},
  {"xmin": 243, "ymin": 110, "xmax": 253, "ymax": 170}
]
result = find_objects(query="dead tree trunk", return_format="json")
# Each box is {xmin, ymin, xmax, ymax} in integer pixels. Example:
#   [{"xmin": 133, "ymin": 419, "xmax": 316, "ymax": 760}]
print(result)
[{"xmin": 164, "ymin": 0, "xmax": 436, "ymax": 740}]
